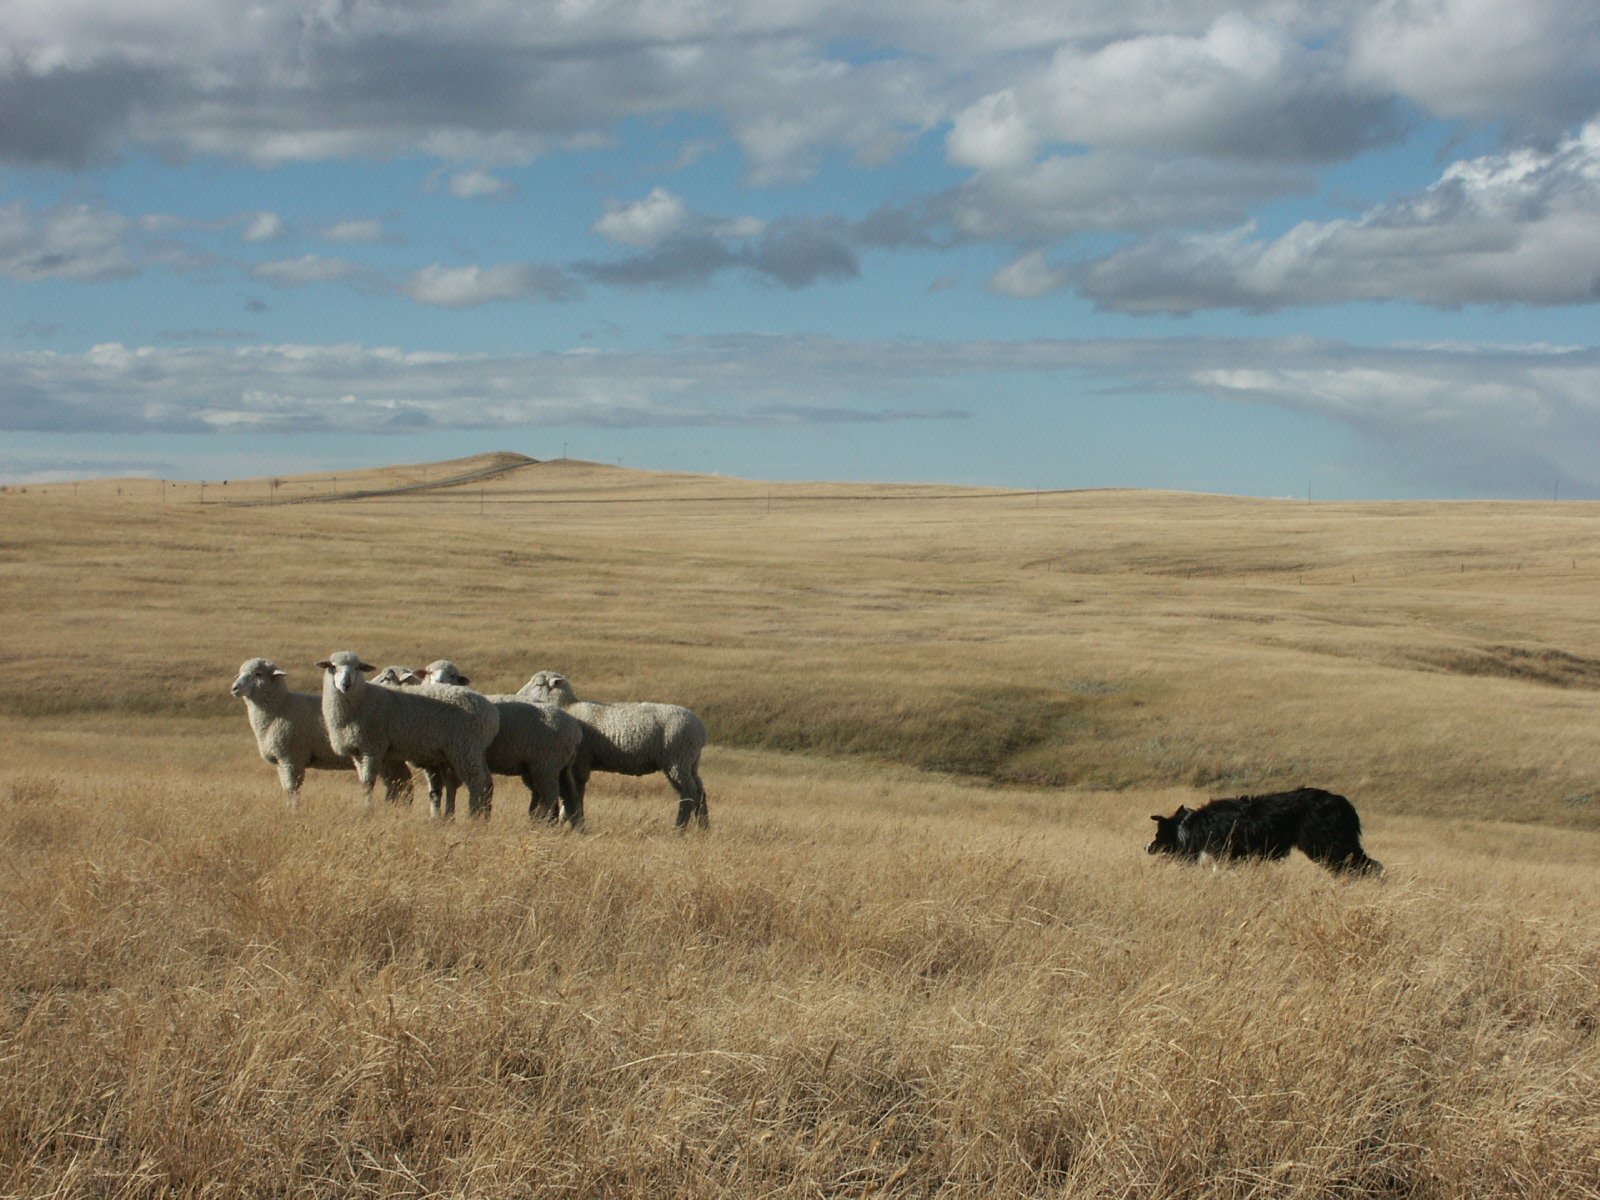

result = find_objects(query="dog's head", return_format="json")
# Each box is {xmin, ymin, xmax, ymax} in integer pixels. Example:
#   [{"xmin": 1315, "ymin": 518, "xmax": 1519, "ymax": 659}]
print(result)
[{"xmin": 1147, "ymin": 807, "xmax": 1194, "ymax": 857}]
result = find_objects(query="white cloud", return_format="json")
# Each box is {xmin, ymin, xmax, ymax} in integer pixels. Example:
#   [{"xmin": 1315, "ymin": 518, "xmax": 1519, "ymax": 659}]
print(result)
[
  {"xmin": 0, "ymin": 0, "xmax": 1588, "ymax": 194},
  {"xmin": 939, "ymin": 151, "xmax": 1310, "ymax": 241},
  {"xmin": 988, "ymin": 249, "xmax": 1068, "ymax": 298},
  {"xmin": 1190, "ymin": 344, "xmax": 1600, "ymax": 492},
  {"xmin": 322, "ymin": 218, "xmax": 385, "ymax": 242},
  {"xmin": 0, "ymin": 202, "xmax": 136, "ymax": 281},
  {"xmin": 401, "ymin": 262, "xmax": 576, "ymax": 306},
  {"xmin": 448, "ymin": 168, "xmax": 513, "ymax": 199},
  {"xmin": 578, "ymin": 214, "xmax": 854, "ymax": 290},
  {"xmin": 9, "ymin": 332, "xmax": 1600, "ymax": 494},
  {"xmin": 947, "ymin": 90, "xmax": 1037, "ymax": 171},
  {"xmin": 0, "ymin": 336, "xmax": 970, "ymax": 437},
  {"xmin": 1349, "ymin": 0, "xmax": 1600, "ymax": 131},
  {"xmin": 949, "ymin": 13, "xmax": 1398, "ymax": 166},
  {"xmin": 1076, "ymin": 123, "xmax": 1600, "ymax": 312},
  {"xmin": 591, "ymin": 188, "xmax": 770, "ymax": 252},
  {"xmin": 241, "ymin": 211, "xmax": 285, "ymax": 242},
  {"xmin": 592, "ymin": 188, "xmax": 693, "ymax": 247}
]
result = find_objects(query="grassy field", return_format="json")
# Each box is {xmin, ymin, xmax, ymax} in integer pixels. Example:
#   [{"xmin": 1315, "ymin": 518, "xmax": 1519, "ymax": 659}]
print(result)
[{"xmin": 3, "ymin": 454, "xmax": 1599, "ymax": 1197}]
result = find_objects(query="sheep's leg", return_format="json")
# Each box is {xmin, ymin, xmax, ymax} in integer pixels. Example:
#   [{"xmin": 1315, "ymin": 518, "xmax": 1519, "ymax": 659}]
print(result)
[
  {"xmin": 276, "ymin": 762, "xmax": 304, "ymax": 811},
  {"xmin": 692, "ymin": 767, "xmax": 709, "ymax": 829},
  {"xmin": 423, "ymin": 767, "xmax": 454, "ymax": 818},
  {"xmin": 667, "ymin": 762, "xmax": 708, "ymax": 831},
  {"xmin": 353, "ymin": 751, "xmax": 382, "ymax": 811},
  {"xmin": 560, "ymin": 763, "xmax": 588, "ymax": 829},
  {"xmin": 458, "ymin": 756, "xmax": 493, "ymax": 820},
  {"xmin": 524, "ymin": 767, "xmax": 562, "ymax": 822}
]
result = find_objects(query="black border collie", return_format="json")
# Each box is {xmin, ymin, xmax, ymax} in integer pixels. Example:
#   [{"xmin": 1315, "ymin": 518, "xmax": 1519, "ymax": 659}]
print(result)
[{"xmin": 1147, "ymin": 787, "xmax": 1382, "ymax": 876}]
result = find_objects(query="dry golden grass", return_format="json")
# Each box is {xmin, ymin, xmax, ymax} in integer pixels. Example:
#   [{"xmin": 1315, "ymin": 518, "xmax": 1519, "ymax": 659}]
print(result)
[{"xmin": 3, "ymin": 455, "xmax": 1600, "ymax": 1197}]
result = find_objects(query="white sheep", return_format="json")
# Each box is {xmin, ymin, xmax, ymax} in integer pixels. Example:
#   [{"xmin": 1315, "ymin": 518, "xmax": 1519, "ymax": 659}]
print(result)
[
  {"xmin": 517, "ymin": 670, "xmax": 709, "ymax": 829},
  {"xmin": 421, "ymin": 660, "xmax": 585, "ymax": 824},
  {"xmin": 316, "ymin": 650, "xmax": 499, "ymax": 818},
  {"xmin": 370, "ymin": 664, "xmax": 468, "ymax": 815},
  {"xmin": 230, "ymin": 657, "xmax": 412, "ymax": 808}
]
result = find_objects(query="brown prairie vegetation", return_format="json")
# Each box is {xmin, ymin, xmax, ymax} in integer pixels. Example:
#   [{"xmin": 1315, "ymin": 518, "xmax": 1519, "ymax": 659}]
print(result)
[{"xmin": 2, "ymin": 455, "xmax": 1599, "ymax": 1197}]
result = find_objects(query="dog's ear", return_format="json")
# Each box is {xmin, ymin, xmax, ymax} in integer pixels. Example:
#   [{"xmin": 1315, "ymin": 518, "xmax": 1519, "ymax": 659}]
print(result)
[
  {"xmin": 1175, "ymin": 805, "xmax": 1191, "ymax": 817},
  {"xmin": 1150, "ymin": 814, "xmax": 1163, "ymax": 823}
]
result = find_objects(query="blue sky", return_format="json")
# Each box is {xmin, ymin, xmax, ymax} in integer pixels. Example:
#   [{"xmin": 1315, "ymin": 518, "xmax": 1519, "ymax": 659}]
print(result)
[{"xmin": 5, "ymin": 1, "xmax": 1600, "ymax": 498}]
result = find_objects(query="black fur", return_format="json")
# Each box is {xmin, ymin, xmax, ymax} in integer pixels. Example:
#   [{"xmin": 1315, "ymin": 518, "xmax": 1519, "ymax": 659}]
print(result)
[{"xmin": 1147, "ymin": 787, "xmax": 1382, "ymax": 876}]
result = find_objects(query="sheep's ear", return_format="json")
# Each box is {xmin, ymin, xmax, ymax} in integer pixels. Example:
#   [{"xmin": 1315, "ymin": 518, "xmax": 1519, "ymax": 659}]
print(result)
[
  {"xmin": 456, "ymin": 674, "xmax": 471, "ymax": 686},
  {"xmin": 271, "ymin": 668, "xmax": 287, "ymax": 677},
  {"xmin": 315, "ymin": 660, "xmax": 333, "ymax": 670},
  {"xmin": 357, "ymin": 660, "xmax": 375, "ymax": 673}
]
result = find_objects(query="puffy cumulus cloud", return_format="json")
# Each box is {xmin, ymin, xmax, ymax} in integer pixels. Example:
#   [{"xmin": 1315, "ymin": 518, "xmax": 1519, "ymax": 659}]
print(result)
[
  {"xmin": 1075, "ymin": 124, "xmax": 1600, "ymax": 312},
  {"xmin": 947, "ymin": 90, "xmax": 1037, "ymax": 171},
  {"xmin": 936, "ymin": 151, "xmax": 1310, "ymax": 242},
  {"xmin": 401, "ymin": 262, "xmax": 580, "ymax": 307},
  {"xmin": 578, "ymin": 235, "xmax": 741, "ymax": 289},
  {"xmin": 0, "ymin": 54, "xmax": 170, "ymax": 168},
  {"xmin": 722, "ymin": 47, "xmax": 943, "ymax": 185},
  {"xmin": 578, "ymin": 213, "xmax": 856, "ymax": 290},
  {"xmin": 745, "ymin": 218, "xmax": 859, "ymax": 287},
  {"xmin": 592, "ymin": 188, "xmax": 768, "ymax": 250},
  {"xmin": 1349, "ymin": 0, "xmax": 1600, "ymax": 132},
  {"xmin": 949, "ymin": 14, "xmax": 1399, "ymax": 166},
  {"xmin": 0, "ymin": 0, "xmax": 945, "ymax": 178},
  {"xmin": 0, "ymin": 201, "xmax": 137, "ymax": 281},
  {"xmin": 591, "ymin": 188, "xmax": 694, "ymax": 247},
  {"xmin": 0, "ymin": 0, "xmax": 1453, "ymax": 184},
  {"xmin": 5, "ymin": 0, "xmax": 1596, "ymax": 197},
  {"xmin": 988, "ymin": 249, "xmax": 1069, "ymax": 298}
]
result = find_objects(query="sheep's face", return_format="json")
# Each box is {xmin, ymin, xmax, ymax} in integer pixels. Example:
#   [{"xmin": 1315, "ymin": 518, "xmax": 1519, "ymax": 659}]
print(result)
[
  {"xmin": 232, "ymin": 658, "xmax": 286, "ymax": 699},
  {"xmin": 519, "ymin": 671, "xmax": 573, "ymax": 704},
  {"xmin": 425, "ymin": 660, "xmax": 469, "ymax": 687},
  {"xmin": 316, "ymin": 651, "xmax": 374, "ymax": 695}
]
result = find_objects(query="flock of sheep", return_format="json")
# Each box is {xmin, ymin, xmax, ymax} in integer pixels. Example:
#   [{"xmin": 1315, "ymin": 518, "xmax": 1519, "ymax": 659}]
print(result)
[{"xmin": 230, "ymin": 653, "xmax": 710, "ymax": 829}]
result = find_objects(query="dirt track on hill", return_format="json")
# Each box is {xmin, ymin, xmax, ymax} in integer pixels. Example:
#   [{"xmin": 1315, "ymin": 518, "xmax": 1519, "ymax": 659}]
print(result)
[{"xmin": 226, "ymin": 453, "xmax": 538, "ymax": 506}]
